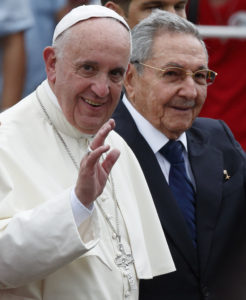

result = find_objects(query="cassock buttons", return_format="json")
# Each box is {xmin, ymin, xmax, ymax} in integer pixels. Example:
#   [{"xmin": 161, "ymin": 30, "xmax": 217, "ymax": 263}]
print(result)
[
  {"xmin": 124, "ymin": 290, "xmax": 130, "ymax": 298},
  {"xmin": 100, "ymin": 195, "xmax": 107, "ymax": 202}
]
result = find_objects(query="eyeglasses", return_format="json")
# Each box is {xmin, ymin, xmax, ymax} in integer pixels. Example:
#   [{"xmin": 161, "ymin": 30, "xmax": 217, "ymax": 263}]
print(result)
[{"xmin": 132, "ymin": 61, "xmax": 218, "ymax": 86}]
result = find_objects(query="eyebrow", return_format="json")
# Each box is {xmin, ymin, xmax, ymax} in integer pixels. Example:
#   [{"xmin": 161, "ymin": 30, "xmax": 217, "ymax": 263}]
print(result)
[
  {"xmin": 162, "ymin": 62, "xmax": 208, "ymax": 70},
  {"xmin": 75, "ymin": 60, "xmax": 127, "ymax": 72},
  {"xmin": 140, "ymin": 1, "xmax": 164, "ymax": 8},
  {"xmin": 75, "ymin": 60, "xmax": 98, "ymax": 66},
  {"xmin": 141, "ymin": 0, "xmax": 188, "ymax": 6},
  {"xmin": 111, "ymin": 66, "xmax": 127, "ymax": 74},
  {"xmin": 142, "ymin": 1, "xmax": 163, "ymax": 4}
]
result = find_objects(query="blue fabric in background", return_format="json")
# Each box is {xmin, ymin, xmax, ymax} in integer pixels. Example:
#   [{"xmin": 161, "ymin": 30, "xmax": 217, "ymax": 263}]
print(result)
[
  {"xmin": 0, "ymin": 0, "xmax": 34, "ymax": 99},
  {"xmin": 22, "ymin": 0, "xmax": 67, "ymax": 97}
]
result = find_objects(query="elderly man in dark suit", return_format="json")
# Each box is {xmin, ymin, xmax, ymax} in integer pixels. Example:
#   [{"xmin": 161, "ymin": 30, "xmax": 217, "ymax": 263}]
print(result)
[{"xmin": 113, "ymin": 9, "xmax": 246, "ymax": 300}]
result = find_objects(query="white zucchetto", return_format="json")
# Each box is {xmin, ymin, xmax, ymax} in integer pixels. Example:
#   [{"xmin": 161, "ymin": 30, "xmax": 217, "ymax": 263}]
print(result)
[{"xmin": 53, "ymin": 4, "xmax": 130, "ymax": 43}]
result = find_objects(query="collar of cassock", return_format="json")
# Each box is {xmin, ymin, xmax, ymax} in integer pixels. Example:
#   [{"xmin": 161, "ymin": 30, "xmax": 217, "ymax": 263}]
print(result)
[{"xmin": 36, "ymin": 80, "xmax": 94, "ymax": 141}]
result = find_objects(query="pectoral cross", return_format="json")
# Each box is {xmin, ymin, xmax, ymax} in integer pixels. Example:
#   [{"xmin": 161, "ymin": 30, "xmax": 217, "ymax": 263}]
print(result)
[{"xmin": 115, "ymin": 243, "xmax": 136, "ymax": 290}]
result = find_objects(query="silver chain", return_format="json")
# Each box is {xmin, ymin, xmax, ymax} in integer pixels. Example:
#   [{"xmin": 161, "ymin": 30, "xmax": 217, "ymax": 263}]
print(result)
[{"xmin": 36, "ymin": 93, "xmax": 79, "ymax": 170}]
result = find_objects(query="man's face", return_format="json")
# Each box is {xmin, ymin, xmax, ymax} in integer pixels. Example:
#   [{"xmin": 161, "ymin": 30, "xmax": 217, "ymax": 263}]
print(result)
[
  {"xmin": 45, "ymin": 18, "xmax": 130, "ymax": 134},
  {"xmin": 125, "ymin": 32, "xmax": 208, "ymax": 139},
  {"xmin": 126, "ymin": 0, "xmax": 188, "ymax": 28}
]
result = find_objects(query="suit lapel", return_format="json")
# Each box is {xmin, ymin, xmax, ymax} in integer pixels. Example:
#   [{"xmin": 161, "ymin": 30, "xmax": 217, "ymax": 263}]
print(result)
[{"xmin": 187, "ymin": 125, "xmax": 223, "ymax": 276}]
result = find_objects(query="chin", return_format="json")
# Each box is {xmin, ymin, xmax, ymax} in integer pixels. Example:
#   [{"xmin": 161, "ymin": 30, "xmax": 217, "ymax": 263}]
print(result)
[{"xmin": 78, "ymin": 121, "xmax": 102, "ymax": 135}]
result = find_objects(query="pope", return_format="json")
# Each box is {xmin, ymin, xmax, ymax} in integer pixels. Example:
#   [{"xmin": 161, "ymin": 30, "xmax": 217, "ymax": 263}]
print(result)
[{"xmin": 0, "ymin": 5, "xmax": 174, "ymax": 300}]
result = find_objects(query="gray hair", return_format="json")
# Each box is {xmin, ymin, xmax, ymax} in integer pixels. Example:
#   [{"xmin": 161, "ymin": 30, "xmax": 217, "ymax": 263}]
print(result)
[
  {"xmin": 52, "ymin": 26, "xmax": 72, "ymax": 59},
  {"xmin": 131, "ymin": 10, "xmax": 208, "ymax": 73}
]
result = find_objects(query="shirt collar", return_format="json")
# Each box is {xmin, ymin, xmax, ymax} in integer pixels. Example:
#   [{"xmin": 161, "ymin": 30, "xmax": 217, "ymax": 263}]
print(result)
[{"xmin": 122, "ymin": 94, "xmax": 188, "ymax": 153}]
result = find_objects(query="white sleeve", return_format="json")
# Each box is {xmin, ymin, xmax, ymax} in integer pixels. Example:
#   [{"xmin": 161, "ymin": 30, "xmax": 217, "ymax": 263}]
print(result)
[
  {"xmin": 70, "ymin": 187, "xmax": 94, "ymax": 227},
  {"xmin": 0, "ymin": 189, "xmax": 100, "ymax": 289}
]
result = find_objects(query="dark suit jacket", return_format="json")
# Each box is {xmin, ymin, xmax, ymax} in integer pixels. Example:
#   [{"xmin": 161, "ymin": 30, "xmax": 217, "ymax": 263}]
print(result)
[{"xmin": 113, "ymin": 100, "xmax": 246, "ymax": 300}]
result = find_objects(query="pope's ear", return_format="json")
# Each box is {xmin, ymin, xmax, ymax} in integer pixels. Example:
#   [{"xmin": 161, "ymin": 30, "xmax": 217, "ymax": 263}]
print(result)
[
  {"xmin": 104, "ymin": 2, "xmax": 127, "ymax": 19},
  {"xmin": 124, "ymin": 63, "xmax": 138, "ymax": 101},
  {"xmin": 43, "ymin": 46, "xmax": 56, "ymax": 83}
]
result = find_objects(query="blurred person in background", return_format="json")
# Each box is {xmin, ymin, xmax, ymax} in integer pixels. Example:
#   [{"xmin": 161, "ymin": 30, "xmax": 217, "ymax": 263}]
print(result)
[
  {"xmin": 0, "ymin": 0, "xmax": 33, "ymax": 110},
  {"xmin": 102, "ymin": 0, "xmax": 188, "ymax": 28},
  {"xmin": 22, "ymin": 0, "xmax": 68, "ymax": 97},
  {"xmin": 187, "ymin": 0, "xmax": 246, "ymax": 150}
]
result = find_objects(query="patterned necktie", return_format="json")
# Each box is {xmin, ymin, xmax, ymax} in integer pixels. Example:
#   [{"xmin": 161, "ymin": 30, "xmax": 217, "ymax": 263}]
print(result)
[{"xmin": 160, "ymin": 140, "xmax": 197, "ymax": 246}]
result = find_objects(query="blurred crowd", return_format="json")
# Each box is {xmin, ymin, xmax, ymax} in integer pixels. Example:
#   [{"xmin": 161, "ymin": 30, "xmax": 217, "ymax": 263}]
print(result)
[{"xmin": 187, "ymin": 0, "xmax": 246, "ymax": 150}]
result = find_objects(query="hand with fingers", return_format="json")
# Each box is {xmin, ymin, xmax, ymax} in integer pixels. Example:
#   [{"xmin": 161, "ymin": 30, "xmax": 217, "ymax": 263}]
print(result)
[{"xmin": 75, "ymin": 119, "xmax": 120, "ymax": 208}]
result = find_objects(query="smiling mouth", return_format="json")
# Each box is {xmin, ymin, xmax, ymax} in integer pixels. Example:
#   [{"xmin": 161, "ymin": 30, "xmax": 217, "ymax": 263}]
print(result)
[
  {"xmin": 172, "ymin": 106, "xmax": 191, "ymax": 111},
  {"xmin": 169, "ymin": 100, "xmax": 195, "ymax": 111},
  {"xmin": 84, "ymin": 98, "xmax": 103, "ymax": 107}
]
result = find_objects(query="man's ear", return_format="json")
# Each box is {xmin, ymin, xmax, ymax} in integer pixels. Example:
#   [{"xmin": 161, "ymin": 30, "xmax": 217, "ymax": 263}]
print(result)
[
  {"xmin": 43, "ymin": 46, "xmax": 57, "ymax": 84},
  {"xmin": 124, "ymin": 63, "xmax": 138, "ymax": 102},
  {"xmin": 104, "ymin": 2, "xmax": 127, "ymax": 19}
]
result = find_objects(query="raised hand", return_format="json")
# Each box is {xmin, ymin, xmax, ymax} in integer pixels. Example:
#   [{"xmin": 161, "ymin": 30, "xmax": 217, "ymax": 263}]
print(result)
[{"xmin": 75, "ymin": 119, "xmax": 120, "ymax": 207}]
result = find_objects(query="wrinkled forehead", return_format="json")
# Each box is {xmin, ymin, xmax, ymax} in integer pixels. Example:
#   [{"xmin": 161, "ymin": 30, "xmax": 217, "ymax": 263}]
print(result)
[
  {"xmin": 61, "ymin": 17, "xmax": 131, "ymax": 53},
  {"xmin": 56, "ymin": 18, "xmax": 131, "ymax": 68},
  {"xmin": 150, "ymin": 32, "xmax": 207, "ymax": 65}
]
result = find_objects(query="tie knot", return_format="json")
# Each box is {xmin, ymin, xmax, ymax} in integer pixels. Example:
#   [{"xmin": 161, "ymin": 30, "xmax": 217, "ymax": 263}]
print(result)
[{"xmin": 160, "ymin": 140, "xmax": 184, "ymax": 164}]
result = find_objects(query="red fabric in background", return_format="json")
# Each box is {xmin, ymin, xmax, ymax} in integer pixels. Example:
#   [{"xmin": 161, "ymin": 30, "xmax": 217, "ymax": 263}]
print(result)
[{"xmin": 192, "ymin": 0, "xmax": 246, "ymax": 149}]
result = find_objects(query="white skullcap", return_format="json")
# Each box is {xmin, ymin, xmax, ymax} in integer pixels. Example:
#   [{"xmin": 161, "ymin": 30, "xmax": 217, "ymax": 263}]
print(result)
[{"xmin": 52, "ymin": 5, "xmax": 130, "ymax": 43}]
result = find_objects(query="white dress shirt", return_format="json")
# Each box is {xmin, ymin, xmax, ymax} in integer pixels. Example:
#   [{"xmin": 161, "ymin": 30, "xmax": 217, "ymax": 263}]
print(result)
[{"xmin": 122, "ymin": 95, "xmax": 196, "ymax": 188}]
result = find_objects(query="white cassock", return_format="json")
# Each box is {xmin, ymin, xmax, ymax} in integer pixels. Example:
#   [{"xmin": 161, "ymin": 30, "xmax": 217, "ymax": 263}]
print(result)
[{"xmin": 0, "ymin": 80, "xmax": 175, "ymax": 300}]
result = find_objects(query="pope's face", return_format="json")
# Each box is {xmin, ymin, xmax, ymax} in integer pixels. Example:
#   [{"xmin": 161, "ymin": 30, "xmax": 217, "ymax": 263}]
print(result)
[
  {"xmin": 125, "ymin": 32, "xmax": 208, "ymax": 140},
  {"xmin": 45, "ymin": 18, "xmax": 130, "ymax": 134},
  {"xmin": 126, "ymin": 0, "xmax": 188, "ymax": 28}
]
